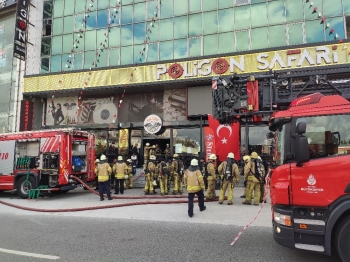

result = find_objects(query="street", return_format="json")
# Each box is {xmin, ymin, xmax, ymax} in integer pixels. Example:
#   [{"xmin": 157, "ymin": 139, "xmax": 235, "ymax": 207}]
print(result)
[{"xmin": 0, "ymin": 187, "xmax": 339, "ymax": 262}]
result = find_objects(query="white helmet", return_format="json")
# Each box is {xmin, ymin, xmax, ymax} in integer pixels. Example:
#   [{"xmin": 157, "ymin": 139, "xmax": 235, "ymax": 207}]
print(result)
[
  {"xmin": 258, "ymin": 156, "xmax": 262, "ymax": 161},
  {"xmin": 118, "ymin": 156, "xmax": 123, "ymax": 161},
  {"xmin": 95, "ymin": 159, "xmax": 100, "ymax": 163},
  {"xmin": 209, "ymin": 154, "xmax": 217, "ymax": 160},
  {"xmin": 191, "ymin": 159, "xmax": 198, "ymax": 166},
  {"xmin": 100, "ymin": 155, "xmax": 107, "ymax": 161},
  {"xmin": 146, "ymin": 142, "xmax": 150, "ymax": 146},
  {"xmin": 152, "ymin": 180, "xmax": 157, "ymax": 186},
  {"xmin": 150, "ymin": 155, "xmax": 156, "ymax": 160},
  {"xmin": 127, "ymin": 159, "xmax": 132, "ymax": 163},
  {"xmin": 227, "ymin": 152, "xmax": 234, "ymax": 158}
]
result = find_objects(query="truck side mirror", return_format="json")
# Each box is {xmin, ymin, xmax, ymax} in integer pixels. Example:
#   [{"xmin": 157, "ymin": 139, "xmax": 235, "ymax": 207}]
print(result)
[{"xmin": 295, "ymin": 121, "xmax": 310, "ymax": 167}]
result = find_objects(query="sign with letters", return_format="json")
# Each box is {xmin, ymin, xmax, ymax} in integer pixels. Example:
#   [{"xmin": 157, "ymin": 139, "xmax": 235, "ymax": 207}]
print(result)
[
  {"xmin": 13, "ymin": 0, "xmax": 29, "ymax": 60},
  {"xmin": 19, "ymin": 100, "xmax": 34, "ymax": 131}
]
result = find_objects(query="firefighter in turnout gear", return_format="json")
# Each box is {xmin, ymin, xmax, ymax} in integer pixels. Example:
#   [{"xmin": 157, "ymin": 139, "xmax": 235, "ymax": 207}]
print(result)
[
  {"xmin": 95, "ymin": 155, "xmax": 113, "ymax": 201},
  {"xmin": 171, "ymin": 154, "xmax": 184, "ymax": 194},
  {"xmin": 242, "ymin": 152, "xmax": 265, "ymax": 205},
  {"xmin": 199, "ymin": 158, "xmax": 207, "ymax": 190},
  {"xmin": 144, "ymin": 155, "xmax": 157, "ymax": 195},
  {"xmin": 240, "ymin": 155, "xmax": 251, "ymax": 199},
  {"xmin": 184, "ymin": 159, "xmax": 206, "ymax": 218},
  {"xmin": 95, "ymin": 159, "xmax": 100, "ymax": 190},
  {"xmin": 143, "ymin": 142, "xmax": 151, "ymax": 167},
  {"xmin": 113, "ymin": 156, "xmax": 127, "ymax": 194},
  {"xmin": 206, "ymin": 154, "xmax": 217, "ymax": 201},
  {"xmin": 149, "ymin": 145, "xmax": 156, "ymax": 158},
  {"xmin": 218, "ymin": 152, "xmax": 240, "ymax": 205},
  {"xmin": 258, "ymin": 156, "xmax": 267, "ymax": 203},
  {"xmin": 167, "ymin": 158, "xmax": 174, "ymax": 193},
  {"xmin": 124, "ymin": 159, "xmax": 133, "ymax": 189},
  {"xmin": 157, "ymin": 157, "xmax": 169, "ymax": 195}
]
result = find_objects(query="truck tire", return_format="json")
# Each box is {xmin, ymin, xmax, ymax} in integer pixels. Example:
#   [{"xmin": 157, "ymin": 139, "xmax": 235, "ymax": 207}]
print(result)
[
  {"xmin": 16, "ymin": 176, "xmax": 36, "ymax": 199},
  {"xmin": 335, "ymin": 215, "xmax": 350, "ymax": 262}
]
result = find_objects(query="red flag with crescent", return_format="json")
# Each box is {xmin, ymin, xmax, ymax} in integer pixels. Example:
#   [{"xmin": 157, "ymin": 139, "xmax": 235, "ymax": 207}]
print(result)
[
  {"xmin": 204, "ymin": 127, "xmax": 216, "ymax": 161},
  {"xmin": 208, "ymin": 114, "xmax": 240, "ymax": 162}
]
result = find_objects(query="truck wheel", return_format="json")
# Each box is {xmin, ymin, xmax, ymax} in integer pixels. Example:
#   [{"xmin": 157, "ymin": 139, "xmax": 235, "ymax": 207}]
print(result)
[
  {"xmin": 335, "ymin": 215, "xmax": 350, "ymax": 261},
  {"xmin": 16, "ymin": 176, "xmax": 36, "ymax": 199}
]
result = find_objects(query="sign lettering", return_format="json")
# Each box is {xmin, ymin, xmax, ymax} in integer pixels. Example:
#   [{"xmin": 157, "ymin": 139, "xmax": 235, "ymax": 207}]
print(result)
[
  {"xmin": 13, "ymin": 0, "xmax": 29, "ymax": 60},
  {"xmin": 19, "ymin": 100, "xmax": 34, "ymax": 131}
]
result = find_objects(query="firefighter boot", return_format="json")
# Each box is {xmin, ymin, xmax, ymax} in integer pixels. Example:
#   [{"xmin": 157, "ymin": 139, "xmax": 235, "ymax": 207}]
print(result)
[{"xmin": 100, "ymin": 194, "xmax": 104, "ymax": 201}]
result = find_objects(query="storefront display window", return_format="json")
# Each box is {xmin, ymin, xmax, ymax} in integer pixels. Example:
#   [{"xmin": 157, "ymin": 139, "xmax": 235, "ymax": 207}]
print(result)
[{"xmin": 175, "ymin": 128, "xmax": 201, "ymax": 155}]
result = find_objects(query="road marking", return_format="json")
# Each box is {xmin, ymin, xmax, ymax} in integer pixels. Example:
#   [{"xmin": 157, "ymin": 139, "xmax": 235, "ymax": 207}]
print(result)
[{"xmin": 0, "ymin": 248, "xmax": 60, "ymax": 260}]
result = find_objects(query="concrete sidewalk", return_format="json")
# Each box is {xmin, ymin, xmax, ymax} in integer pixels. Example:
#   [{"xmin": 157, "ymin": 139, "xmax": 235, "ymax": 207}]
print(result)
[{"xmin": 0, "ymin": 187, "xmax": 272, "ymax": 228}]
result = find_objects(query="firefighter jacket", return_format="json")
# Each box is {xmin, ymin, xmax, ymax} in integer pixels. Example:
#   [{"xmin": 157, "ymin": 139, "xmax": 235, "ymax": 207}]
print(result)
[
  {"xmin": 245, "ymin": 160, "xmax": 265, "ymax": 182},
  {"xmin": 218, "ymin": 161, "xmax": 240, "ymax": 183},
  {"xmin": 157, "ymin": 162, "xmax": 169, "ymax": 177},
  {"xmin": 95, "ymin": 162, "xmax": 112, "ymax": 182},
  {"xmin": 125, "ymin": 164, "xmax": 132, "ymax": 175},
  {"xmin": 147, "ymin": 161, "xmax": 156, "ymax": 175},
  {"xmin": 206, "ymin": 162, "xmax": 216, "ymax": 181},
  {"xmin": 184, "ymin": 167, "xmax": 205, "ymax": 193},
  {"xmin": 149, "ymin": 148, "xmax": 155, "ymax": 157},
  {"xmin": 144, "ymin": 146, "xmax": 151, "ymax": 158},
  {"xmin": 113, "ymin": 161, "xmax": 127, "ymax": 179},
  {"xmin": 172, "ymin": 159, "xmax": 184, "ymax": 176}
]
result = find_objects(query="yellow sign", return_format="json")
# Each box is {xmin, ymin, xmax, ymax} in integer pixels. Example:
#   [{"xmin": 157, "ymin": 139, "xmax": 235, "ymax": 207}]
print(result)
[
  {"xmin": 118, "ymin": 129, "xmax": 129, "ymax": 156},
  {"xmin": 23, "ymin": 43, "xmax": 350, "ymax": 93}
]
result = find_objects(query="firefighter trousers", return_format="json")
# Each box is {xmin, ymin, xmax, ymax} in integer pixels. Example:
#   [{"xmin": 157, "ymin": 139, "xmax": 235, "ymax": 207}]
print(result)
[
  {"xmin": 172, "ymin": 174, "xmax": 183, "ymax": 194},
  {"xmin": 245, "ymin": 176, "xmax": 260, "ymax": 205},
  {"xmin": 159, "ymin": 175, "xmax": 168, "ymax": 195},
  {"xmin": 219, "ymin": 179, "xmax": 234, "ymax": 204},
  {"xmin": 188, "ymin": 190, "xmax": 205, "ymax": 217},
  {"xmin": 98, "ymin": 181, "xmax": 111, "ymax": 199},
  {"xmin": 144, "ymin": 173, "xmax": 154, "ymax": 194},
  {"xmin": 128, "ymin": 174, "xmax": 134, "ymax": 189},
  {"xmin": 206, "ymin": 176, "xmax": 216, "ymax": 200}
]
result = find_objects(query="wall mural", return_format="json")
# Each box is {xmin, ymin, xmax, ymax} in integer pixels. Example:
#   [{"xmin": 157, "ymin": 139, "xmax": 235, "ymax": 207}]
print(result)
[{"xmin": 45, "ymin": 96, "xmax": 118, "ymax": 126}]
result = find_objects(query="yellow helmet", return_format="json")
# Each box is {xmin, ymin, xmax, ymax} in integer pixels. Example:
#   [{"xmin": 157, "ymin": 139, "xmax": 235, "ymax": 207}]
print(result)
[
  {"xmin": 250, "ymin": 152, "xmax": 258, "ymax": 159},
  {"xmin": 173, "ymin": 153, "xmax": 179, "ymax": 158},
  {"xmin": 243, "ymin": 155, "xmax": 250, "ymax": 162},
  {"xmin": 209, "ymin": 154, "xmax": 217, "ymax": 160}
]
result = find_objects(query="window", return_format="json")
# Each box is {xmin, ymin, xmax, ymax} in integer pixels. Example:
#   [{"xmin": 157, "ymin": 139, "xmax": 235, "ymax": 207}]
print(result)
[
  {"xmin": 297, "ymin": 115, "xmax": 350, "ymax": 159},
  {"xmin": 325, "ymin": 17, "xmax": 345, "ymax": 42},
  {"xmin": 51, "ymin": 36, "xmax": 62, "ymax": 55},
  {"xmin": 98, "ymin": 0, "xmax": 109, "ymax": 10},
  {"xmin": 121, "ymin": 25, "xmax": 133, "ymax": 46},
  {"xmin": 174, "ymin": 39, "xmax": 188, "ymax": 59},
  {"xmin": 134, "ymin": 23, "xmax": 145, "ymax": 45},
  {"xmin": 203, "ymin": 34, "xmax": 218, "ymax": 56},
  {"xmin": 134, "ymin": 44, "xmax": 145, "ymax": 63},
  {"xmin": 236, "ymin": 0, "xmax": 249, "ymax": 5},
  {"xmin": 189, "ymin": 0, "xmax": 201, "ymax": 13},
  {"xmin": 53, "ymin": 0, "xmax": 63, "ymax": 18},
  {"xmin": 203, "ymin": 0, "xmax": 217, "ymax": 12},
  {"xmin": 189, "ymin": 37, "xmax": 202, "ymax": 57},
  {"xmin": 121, "ymin": 5, "xmax": 133, "ymax": 24},
  {"xmin": 63, "ymin": 0, "xmax": 74, "ymax": 16},
  {"xmin": 236, "ymin": 30, "xmax": 250, "ymax": 52},
  {"xmin": 287, "ymin": 23, "xmax": 303, "ymax": 45},
  {"xmin": 218, "ymin": 9, "xmax": 234, "ymax": 32},
  {"xmin": 269, "ymin": 24, "xmax": 286, "ymax": 48},
  {"xmin": 305, "ymin": 20, "xmax": 324, "ymax": 43},
  {"xmin": 63, "ymin": 16, "xmax": 73, "ymax": 34},
  {"xmin": 51, "ymin": 55, "xmax": 61, "ymax": 72},
  {"xmin": 134, "ymin": 2, "xmax": 146, "ymax": 23},
  {"xmin": 120, "ymin": 46, "xmax": 133, "ymax": 65},
  {"xmin": 41, "ymin": 57, "xmax": 50, "ymax": 73},
  {"xmin": 251, "ymin": 2, "xmax": 268, "ymax": 27},
  {"xmin": 52, "ymin": 18, "xmax": 63, "ymax": 35},
  {"xmin": 109, "ymin": 27, "xmax": 120, "ymax": 47},
  {"xmin": 160, "ymin": 40, "xmax": 173, "ymax": 60},
  {"xmin": 304, "ymin": 0, "xmax": 322, "ymax": 20},
  {"xmin": 218, "ymin": 32, "xmax": 234, "ymax": 54},
  {"xmin": 234, "ymin": 5, "xmax": 250, "ymax": 30},
  {"xmin": 73, "ymin": 52, "xmax": 82, "ymax": 70},
  {"xmin": 43, "ymin": 0, "xmax": 53, "ymax": 19},
  {"xmin": 109, "ymin": 48, "xmax": 120, "ymax": 66},
  {"xmin": 285, "ymin": 0, "xmax": 303, "ymax": 23},
  {"xmin": 97, "ymin": 9, "xmax": 109, "ymax": 28},
  {"xmin": 84, "ymin": 50, "xmax": 96, "ymax": 69},
  {"xmin": 251, "ymin": 27, "xmax": 268, "ymax": 50},
  {"xmin": 347, "ymin": 17, "xmax": 350, "ymax": 39},
  {"xmin": 147, "ymin": 43, "xmax": 158, "ymax": 62},
  {"xmin": 218, "ymin": 0, "xmax": 233, "ymax": 9},
  {"xmin": 189, "ymin": 13, "xmax": 202, "ymax": 37},
  {"xmin": 41, "ymin": 37, "xmax": 51, "ymax": 56},
  {"xmin": 174, "ymin": 0, "xmax": 187, "ymax": 16},
  {"xmin": 160, "ymin": 0, "xmax": 173, "ymax": 18},
  {"xmin": 160, "ymin": 18, "xmax": 173, "ymax": 41},
  {"xmin": 267, "ymin": 0, "xmax": 286, "ymax": 25},
  {"xmin": 203, "ymin": 11, "xmax": 218, "ymax": 35},
  {"xmin": 324, "ymin": 0, "xmax": 343, "ymax": 17},
  {"xmin": 174, "ymin": 16, "xmax": 187, "ymax": 39}
]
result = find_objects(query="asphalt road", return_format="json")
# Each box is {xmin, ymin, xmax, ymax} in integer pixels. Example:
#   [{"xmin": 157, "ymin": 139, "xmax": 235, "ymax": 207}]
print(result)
[{"xmin": 0, "ymin": 214, "xmax": 339, "ymax": 262}]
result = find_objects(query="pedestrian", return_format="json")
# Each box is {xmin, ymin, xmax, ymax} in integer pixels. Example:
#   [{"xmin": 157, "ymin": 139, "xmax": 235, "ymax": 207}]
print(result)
[
  {"xmin": 184, "ymin": 158, "xmax": 206, "ymax": 218},
  {"xmin": 218, "ymin": 152, "xmax": 240, "ymax": 205},
  {"xmin": 144, "ymin": 155, "xmax": 157, "ymax": 195},
  {"xmin": 112, "ymin": 156, "xmax": 127, "ymax": 195},
  {"xmin": 131, "ymin": 152, "xmax": 138, "ymax": 175},
  {"xmin": 242, "ymin": 152, "xmax": 265, "ymax": 206},
  {"xmin": 206, "ymin": 154, "xmax": 217, "ymax": 201},
  {"xmin": 240, "ymin": 155, "xmax": 251, "ymax": 199},
  {"xmin": 95, "ymin": 155, "xmax": 112, "ymax": 201}
]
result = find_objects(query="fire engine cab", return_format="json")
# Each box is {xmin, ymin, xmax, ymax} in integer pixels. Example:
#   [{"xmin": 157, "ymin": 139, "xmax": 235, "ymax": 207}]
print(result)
[{"xmin": 0, "ymin": 129, "xmax": 96, "ymax": 198}]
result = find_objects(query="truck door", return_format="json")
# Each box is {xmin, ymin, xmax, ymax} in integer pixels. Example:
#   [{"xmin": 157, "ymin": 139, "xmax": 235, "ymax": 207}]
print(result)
[
  {"xmin": 291, "ymin": 115, "xmax": 350, "ymax": 207},
  {"xmin": 0, "ymin": 140, "xmax": 16, "ymax": 190}
]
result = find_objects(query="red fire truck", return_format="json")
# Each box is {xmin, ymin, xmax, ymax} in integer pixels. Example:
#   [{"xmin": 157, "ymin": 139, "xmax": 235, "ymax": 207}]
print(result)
[
  {"xmin": 0, "ymin": 129, "xmax": 96, "ymax": 198},
  {"xmin": 269, "ymin": 93, "xmax": 350, "ymax": 261}
]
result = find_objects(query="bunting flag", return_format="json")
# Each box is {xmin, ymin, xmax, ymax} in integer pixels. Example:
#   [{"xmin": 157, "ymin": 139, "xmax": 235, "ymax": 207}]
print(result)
[{"xmin": 208, "ymin": 114, "xmax": 240, "ymax": 162}]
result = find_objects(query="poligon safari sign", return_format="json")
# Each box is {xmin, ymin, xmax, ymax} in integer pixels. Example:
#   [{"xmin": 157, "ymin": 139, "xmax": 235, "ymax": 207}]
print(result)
[{"xmin": 143, "ymin": 114, "xmax": 162, "ymax": 134}]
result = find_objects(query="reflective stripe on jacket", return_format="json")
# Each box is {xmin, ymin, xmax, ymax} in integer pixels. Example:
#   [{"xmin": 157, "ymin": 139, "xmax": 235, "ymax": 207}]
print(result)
[{"xmin": 113, "ymin": 162, "xmax": 127, "ymax": 179}]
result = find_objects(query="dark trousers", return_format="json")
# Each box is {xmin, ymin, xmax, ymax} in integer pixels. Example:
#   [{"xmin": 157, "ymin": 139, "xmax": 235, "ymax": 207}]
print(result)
[
  {"xmin": 98, "ymin": 181, "xmax": 111, "ymax": 198},
  {"xmin": 188, "ymin": 190, "xmax": 205, "ymax": 216},
  {"xmin": 110, "ymin": 175, "xmax": 115, "ymax": 187},
  {"xmin": 115, "ymin": 179, "xmax": 124, "ymax": 194}
]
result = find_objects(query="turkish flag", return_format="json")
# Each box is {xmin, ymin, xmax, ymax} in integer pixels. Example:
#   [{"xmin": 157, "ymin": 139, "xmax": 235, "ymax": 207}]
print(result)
[
  {"xmin": 204, "ymin": 127, "xmax": 216, "ymax": 161},
  {"xmin": 208, "ymin": 114, "xmax": 240, "ymax": 162}
]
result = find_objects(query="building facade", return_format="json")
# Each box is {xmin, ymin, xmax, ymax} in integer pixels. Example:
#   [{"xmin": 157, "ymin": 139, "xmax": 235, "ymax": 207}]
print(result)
[{"xmin": 23, "ymin": 0, "xmax": 350, "ymax": 159}]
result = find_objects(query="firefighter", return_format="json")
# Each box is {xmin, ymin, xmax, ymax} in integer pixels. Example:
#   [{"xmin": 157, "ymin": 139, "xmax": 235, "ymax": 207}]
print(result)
[
  {"xmin": 240, "ymin": 155, "xmax": 251, "ymax": 199},
  {"xmin": 143, "ymin": 142, "xmax": 151, "ymax": 167},
  {"xmin": 184, "ymin": 158, "xmax": 206, "ymax": 218},
  {"xmin": 144, "ymin": 155, "xmax": 157, "ymax": 195},
  {"xmin": 124, "ymin": 159, "xmax": 133, "ymax": 189},
  {"xmin": 95, "ymin": 155, "xmax": 112, "ymax": 201},
  {"xmin": 149, "ymin": 145, "xmax": 156, "ymax": 157},
  {"xmin": 218, "ymin": 152, "xmax": 240, "ymax": 205},
  {"xmin": 259, "ymin": 156, "xmax": 268, "ymax": 203},
  {"xmin": 242, "ymin": 152, "xmax": 265, "ymax": 205},
  {"xmin": 206, "ymin": 154, "xmax": 217, "ymax": 201},
  {"xmin": 155, "ymin": 144, "xmax": 161, "ymax": 157},
  {"xmin": 167, "ymin": 158, "xmax": 174, "ymax": 193},
  {"xmin": 199, "ymin": 157, "xmax": 207, "ymax": 190},
  {"xmin": 164, "ymin": 143, "xmax": 171, "ymax": 158},
  {"xmin": 110, "ymin": 158, "xmax": 117, "ymax": 189},
  {"xmin": 95, "ymin": 159, "xmax": 100, "ymax": 190},
  {"xmin": 157, "ymin": 157, "xmax": 169, "ymax": 195},
  {"xmin": 113, "ymin": 156, "xmax": 127, "ymax": 195},
  {"xmin": 171, "ymin": 154, "xmax": 184, "ymax": 195}
]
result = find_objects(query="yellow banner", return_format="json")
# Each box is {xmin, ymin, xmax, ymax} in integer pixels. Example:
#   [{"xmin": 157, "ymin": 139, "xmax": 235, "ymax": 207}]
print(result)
[
  {"xmin": 118, "ymin": 129, "xmax": 129, "ymax": 156},
  {"xmin": 24, "ymin": 43, "xmax": 350, "ymax": 93}
]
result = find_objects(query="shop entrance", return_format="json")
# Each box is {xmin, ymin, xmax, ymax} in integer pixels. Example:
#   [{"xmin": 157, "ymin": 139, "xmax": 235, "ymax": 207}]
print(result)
[{"xmin": 143, "ymin": 138, "xmax": 170, "ymax": 157}]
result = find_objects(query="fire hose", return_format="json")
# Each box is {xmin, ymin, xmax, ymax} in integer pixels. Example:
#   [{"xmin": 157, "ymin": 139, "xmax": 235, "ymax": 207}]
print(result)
[{"xmin": 0, "ymin": 174, "xmax": 221, "ymax": 213}]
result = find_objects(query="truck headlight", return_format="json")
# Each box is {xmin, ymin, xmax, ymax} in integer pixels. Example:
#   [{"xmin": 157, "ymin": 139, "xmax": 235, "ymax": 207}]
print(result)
[{"xmin": 274, "ymin": 212, "xmax": 292, "ymax": 227}]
